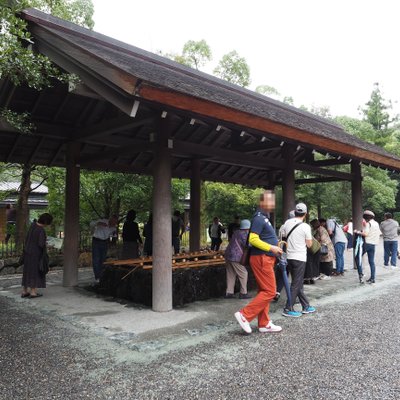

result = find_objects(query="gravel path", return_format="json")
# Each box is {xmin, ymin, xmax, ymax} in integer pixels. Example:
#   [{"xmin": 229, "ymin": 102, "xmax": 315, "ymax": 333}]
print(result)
[{"xmin": 2, "ymin": 270, "xmax": 400, "ymax": 400}]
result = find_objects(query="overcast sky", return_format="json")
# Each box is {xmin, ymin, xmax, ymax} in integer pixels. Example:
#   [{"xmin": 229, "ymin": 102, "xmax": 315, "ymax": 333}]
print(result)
[{"xmin": 91, "ymin": 0, "xmax": 400, "ymax": 118}]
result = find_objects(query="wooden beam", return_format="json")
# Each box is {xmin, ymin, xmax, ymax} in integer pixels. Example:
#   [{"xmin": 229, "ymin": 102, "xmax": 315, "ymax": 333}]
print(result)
[
  {"xmin": 28, "ymin": 137, "xmax": 45, "ymax": 164},
  {"xmin": 173, "ymin": 139, "xmax": 285, "ymax": 170},
  {"xmin": 293, "ymin": 162, "xmax": 353, "ymax": 180},
  {"xmin": 72, "ymin": 115, "xmax": 155, "ymax": 141},
  {"xmin": 310, "ymin": 158, "xmax": 350, "ymax": 167},
  {"xmin": 293, "ymin": 177, "xmax": 348, "ymax": 184},
  {"xmin": 6, "ymin": 135, "xmax": 21, "ymax": 162},
  {"xmin": 231, "ymin": 140, "xmax": 280, "ymax": 153},
  {"xmin": 78, "ymin": 140, "xmax": 155, "ymax": 165}
]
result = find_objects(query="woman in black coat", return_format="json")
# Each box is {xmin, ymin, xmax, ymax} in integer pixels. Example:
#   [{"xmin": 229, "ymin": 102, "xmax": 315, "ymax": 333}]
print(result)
[
  {"xmin": 21, "ymin": 213, "xmax": 53, "ymax": 299},
  {"xmin": 121, "ymin": 209, "xmax": 142, "ymax": 259}
]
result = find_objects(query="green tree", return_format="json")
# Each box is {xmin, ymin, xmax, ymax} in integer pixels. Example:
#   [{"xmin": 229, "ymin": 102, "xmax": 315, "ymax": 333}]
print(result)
[
  {"xmin": 0, "ymin": 0, "xmax": 93, "ymax": 90},
  {"xmin": 213, "ymin": 50, "xmax": 251, "ymax": 87},
  {"xmin": 47, "ymin": 169, "xmax": 190, "ymax": 235},
  {"xmin": 159, "ymin": 39, "xmax": 212, "ymax": 70},
  {"xmin": 182, "ymin": 39, "xmax": 211, "ymax": 70},
  {"xmin": 204, "ymin": 183, "xmax": 261, "ymax": 225},
  {"xmin": 334, "ymin": 116, "xmax": 398, "ymax": 217},
  {"xmin": 255, "ymin": 85, "xmax": 280, "ymax": 97},
  {"xmin": 0, "ymin": 0, "xmax": 94, "ymax": 248},
  {"xmin": 359, "ymin": 83, "xmax": 398, "ymax": 147}
]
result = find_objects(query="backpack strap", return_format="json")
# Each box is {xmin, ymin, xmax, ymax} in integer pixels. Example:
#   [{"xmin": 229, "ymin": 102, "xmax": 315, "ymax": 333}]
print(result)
[{"xmin": 286, "ymin": 222, "xmax": 303, "ymax": 241}]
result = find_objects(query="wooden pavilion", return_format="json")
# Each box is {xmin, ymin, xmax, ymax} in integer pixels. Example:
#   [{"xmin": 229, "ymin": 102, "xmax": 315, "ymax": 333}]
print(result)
[{"xmin": 1, "ymin": 8, "xmax": 400, "ymax": 311}]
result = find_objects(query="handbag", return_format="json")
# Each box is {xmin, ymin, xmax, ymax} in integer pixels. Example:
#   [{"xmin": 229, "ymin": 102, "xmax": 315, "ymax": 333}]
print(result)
[
  {"xmin": 39, "ymin": 248, "xmax": 49, "ymax": 275},
  {"xmin": 240, "ymin": 245, "xmax": 251, "ymax": 267},
  {"xmin": 310, "ymin": 237, "xmax": 321, "ymax": 254},
  {"xmin": 239, "ymin": 228, "xmax": 252, "ymax": 267},
  {"xmin": 320, "ymin": 244, "xmax": 328, "ymax": 255}
]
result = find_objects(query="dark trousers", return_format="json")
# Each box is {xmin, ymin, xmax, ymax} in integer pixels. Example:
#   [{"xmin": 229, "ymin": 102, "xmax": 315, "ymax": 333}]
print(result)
[
  {"xmin": 362, "ymin": 243, "xmax": 376, "ymax": 281},
  {"xmin": 172, "ymin": 236, "xmax": 180, "ymax": 254},
  {"xmin": 211, "ymin": 237, "xmax": 222, "ymax": 251},
  {"xmin": 384, "ymin": 240, "xmax": 398, "ymax": 266},
  {"xmin": 92, "ymin": 238, "xmax": 108, "ymax": 280},
  {"xmin": 285, "ymin": 259, "xmax": 310, "ymax": 310}
]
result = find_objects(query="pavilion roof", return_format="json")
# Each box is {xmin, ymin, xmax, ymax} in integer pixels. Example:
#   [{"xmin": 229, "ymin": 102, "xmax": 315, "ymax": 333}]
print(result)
[{"xmin": 0, "ymin": 8, "xmax": 399, "ymax": 186}]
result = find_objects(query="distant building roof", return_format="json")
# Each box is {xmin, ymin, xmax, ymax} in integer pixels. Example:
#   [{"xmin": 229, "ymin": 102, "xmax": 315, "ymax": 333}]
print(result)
[{"xmin": 0, "ymin": 181, "xmax": 48, "ymax": 194}]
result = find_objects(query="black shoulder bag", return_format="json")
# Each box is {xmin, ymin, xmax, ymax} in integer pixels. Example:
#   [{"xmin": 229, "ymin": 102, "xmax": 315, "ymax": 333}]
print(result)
[
  {"xmin": 282, "ymin": 222, "xmax": 303, "ymax": 242},
  {"xmin": 240, "ymin": 227, "xmax": 252, "ymax": 267}
]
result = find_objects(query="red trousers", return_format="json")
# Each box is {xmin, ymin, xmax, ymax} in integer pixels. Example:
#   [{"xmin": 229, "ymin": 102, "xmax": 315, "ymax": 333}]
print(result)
[{"xmin": 241, "ymin": 254, "xmax": 276, "ymax": 327}]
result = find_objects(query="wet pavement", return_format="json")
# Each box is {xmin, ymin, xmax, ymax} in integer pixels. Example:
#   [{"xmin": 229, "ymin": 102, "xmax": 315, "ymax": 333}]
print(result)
[{"xmin": 1, "ymin": 241, "xmax": 400, "ymax": 399}]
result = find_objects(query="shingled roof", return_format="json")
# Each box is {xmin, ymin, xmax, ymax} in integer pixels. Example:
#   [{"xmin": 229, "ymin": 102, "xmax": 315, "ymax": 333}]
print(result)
[{"xmin": 0, "ymin": 8, "xmax": 398, "ymax": 186}]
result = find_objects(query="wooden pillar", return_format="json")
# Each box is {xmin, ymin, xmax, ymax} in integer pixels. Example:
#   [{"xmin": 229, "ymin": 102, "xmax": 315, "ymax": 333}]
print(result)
[
  {"xmin": 351, "ymin": 161, "xmax": 363, "ymax": 231},
  {"xmin": 282, "ymin": 144, "xmax": 296, "ymax": 220},
  {"xmin": 63, "ymin": 142, "xmax": 80, "ymax": 287},
  {"xmin": 152, "ymin": 118, "xmax": 172, "ymax": 312},
  {"xmin": 189, "ymin": 158, "xmax": 201, "ymax": 252}
]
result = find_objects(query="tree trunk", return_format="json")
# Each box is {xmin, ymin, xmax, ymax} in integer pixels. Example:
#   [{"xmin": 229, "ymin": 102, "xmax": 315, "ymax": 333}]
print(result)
[
  {"xmin": 15, "ymin": 164, "xmax": 32, "ymax": 250},
  {"xmin": 317, "ymin": 203, "xmax": 322, "ymax": 219}
]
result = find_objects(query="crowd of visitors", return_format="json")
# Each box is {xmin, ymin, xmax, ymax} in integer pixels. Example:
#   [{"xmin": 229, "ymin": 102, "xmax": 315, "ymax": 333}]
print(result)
[
  {"xmin": 230, "ymin": 194, "xmax": 399, "ymax": 334},
  {"xmin": 17, "ymin": 195, "xmax": 398, "ymax": 334}
]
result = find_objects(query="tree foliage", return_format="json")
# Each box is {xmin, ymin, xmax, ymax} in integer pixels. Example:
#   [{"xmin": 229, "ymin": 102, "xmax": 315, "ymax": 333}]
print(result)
[
  {"xmin": 213, "ymin": 50, "xmax": 251, "ymax": 88},
  {"xmin": 160, "ymin": 39, "xmax": 212, "ymax": 70},
  {"xmin": 182, "ymin": 39, "xmax": 211, "ymax": 70},
  {"xmin": 204, "ymin": 183, "xmax": 262, "ymax": 225},
  {"xmin": 0, "ymin": 0, "xmax": 94, "ymax": 90},
  {"xmin": 46, "ymin": 169, "xmax": 190, "ymax": 232},
  {"xmin": 255, "ymin": 85, "xmax": 280, "ymax": 97}
]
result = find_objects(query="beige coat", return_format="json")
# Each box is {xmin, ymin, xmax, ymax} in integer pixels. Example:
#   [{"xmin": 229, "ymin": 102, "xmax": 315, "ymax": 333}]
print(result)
[{"xmin": 314, "ymin": 226, "xmax": 335, "ymax": 262}]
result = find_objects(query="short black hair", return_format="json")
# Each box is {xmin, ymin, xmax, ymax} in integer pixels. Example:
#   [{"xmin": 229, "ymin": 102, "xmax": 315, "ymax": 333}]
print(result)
[
  {"xmin": 38, "ymin": 213, "xmax": 53, "ymax": 225},
  {"xmin": 385, "ymin": 212, "xmax": 393, "ymax": 219},
  {"xmin": 126, "ymin": 210, "xmax": 136, "ymax": 221}
]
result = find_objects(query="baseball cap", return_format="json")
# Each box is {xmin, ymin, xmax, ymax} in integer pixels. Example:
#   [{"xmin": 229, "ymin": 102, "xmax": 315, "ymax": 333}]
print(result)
[
  {"xmin": 240, "ymin": 219, "xmax": 251, "ymax": 229},
  {"xmin": 363, "ymin": 210, "xmax": 375, "ymax": 217},
  {"xmin": 295, "ymin": 203, "xmax": 307, "ymax": 214}
]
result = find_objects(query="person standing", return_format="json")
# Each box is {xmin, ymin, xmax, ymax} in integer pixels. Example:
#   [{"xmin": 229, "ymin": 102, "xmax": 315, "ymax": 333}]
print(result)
[
  {"xmin": 208, "ymin": 217, "xmax": 225, "ymax": 251},
  {"xmin": 327, "ymin": 218, "xmax": 348, "ymax": 276},
  {"xmin": 224, "ymin": 219, "xmax": 251, "ymax": 299},
  {"xmin": 311, "ymin": 219, "xmax": 334, "ymax": 278},
  {"xmin": 121, "ymin": 210, "xmax": 142, "ymax": 259},
  {"xmin": 234, "ymin": 190, "xmax": 283, "ymax": 334},
  {"xmin": 21, "ymin": 213, "xmax": 53, "ymax": 298},
  {"xmin": 280, "ymin": 203, "xmax": 316, "ymax": 317},
  {"xmin": 380, "ymin": 212, "xmax": 399, "ymax": 269},
  {"xmin": 227, "ymin": 215, "xmax": 241, "ymax": 241},
  {"xmin": 355, "ymin": 210, "xmax": 381, "ymax": 283},
  {"xmin": 90, "ymin": 215, "xmax": 118, "ymax": 281},
  {"xmin": 172, "ymin": 210, "xmax": 185, "ymax": 254},
  {"xmin": 343, "ymin": 218, "xmax": 354, "ymax": 250}
]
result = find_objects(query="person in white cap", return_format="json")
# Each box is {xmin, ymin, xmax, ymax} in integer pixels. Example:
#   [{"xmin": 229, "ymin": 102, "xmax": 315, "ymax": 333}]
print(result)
[
  {"xmin": 280, "ymin": 202, "xmax": 316, "ymax": 317},
  {"xmin": 354, "ymin": 210, "xmax": 381, "ymax": 283}
]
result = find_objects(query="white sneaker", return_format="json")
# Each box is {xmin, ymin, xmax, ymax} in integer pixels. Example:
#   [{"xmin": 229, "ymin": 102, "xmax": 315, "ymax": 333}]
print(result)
[
  {"xmin": 259, "ymin": 321, "xmax": 282, "ymax": 333},
  {"xmin": 234, "ymin": 311, "xmax": 252, "ymax": 334},
  {"xmin": 391, "ymin": 266, "xmax": 398, "ymax": 270},
  {"xmin": 320, "ymin": 274, "xmax": 331, "ymax": 280}
]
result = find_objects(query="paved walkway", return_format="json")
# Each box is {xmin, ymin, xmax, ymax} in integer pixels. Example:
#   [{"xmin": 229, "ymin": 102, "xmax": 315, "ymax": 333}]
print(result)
[{"xmin": 1, "ymin": 240, "xmax": 400, "ymax": 399}]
